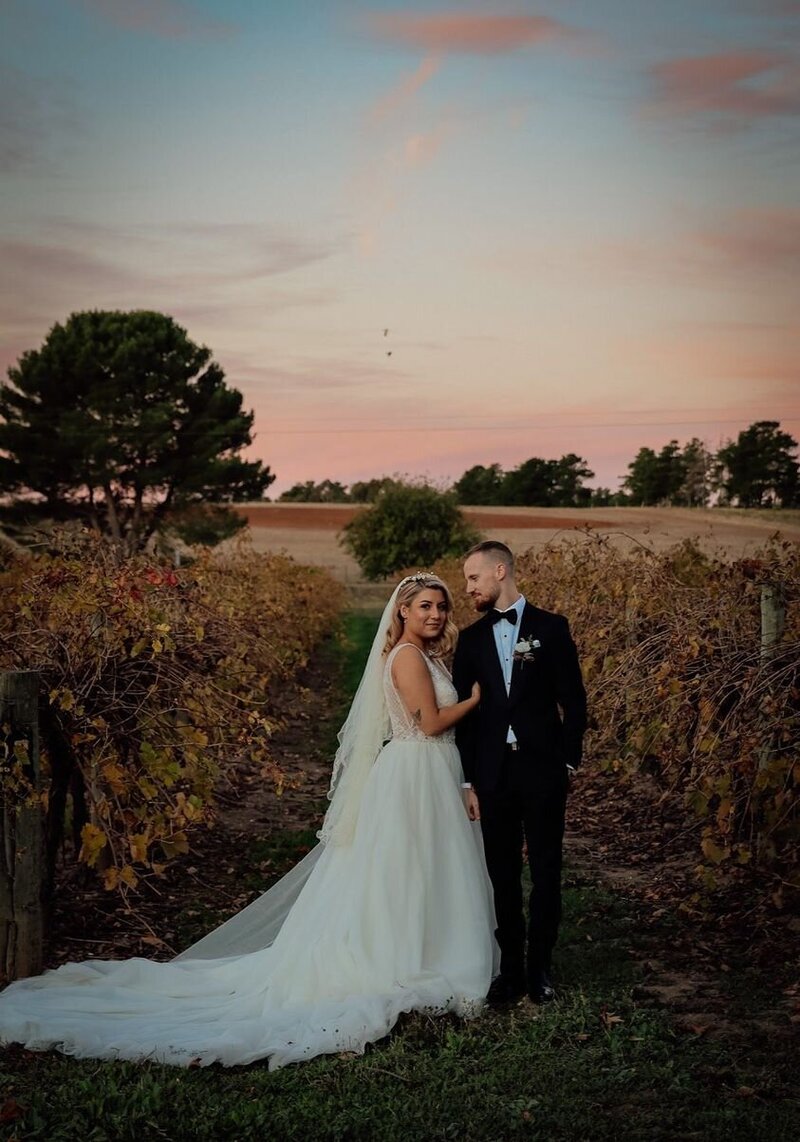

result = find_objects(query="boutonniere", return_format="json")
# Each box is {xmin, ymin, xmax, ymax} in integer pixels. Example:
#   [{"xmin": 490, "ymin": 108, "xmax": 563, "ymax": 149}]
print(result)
[{"xmin": 513, "ymin": 637, "xmax": 540, "ymax": 665}]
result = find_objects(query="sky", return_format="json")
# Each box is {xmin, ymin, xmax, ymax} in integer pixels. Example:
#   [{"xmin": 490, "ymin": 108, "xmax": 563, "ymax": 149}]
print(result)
[{"xmin": 1, "ymin": 0, "xmax": 799, "ymax": 495}]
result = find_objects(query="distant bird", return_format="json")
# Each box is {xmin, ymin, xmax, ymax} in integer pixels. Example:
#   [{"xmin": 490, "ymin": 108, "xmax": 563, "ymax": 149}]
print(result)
[
  {"xmin": 386, "ymin": 350, "xmax": 392, "ymax": 356},
  {"xmin": 383, "ymin": 328, "xmax": 389, "ymax": 337}
]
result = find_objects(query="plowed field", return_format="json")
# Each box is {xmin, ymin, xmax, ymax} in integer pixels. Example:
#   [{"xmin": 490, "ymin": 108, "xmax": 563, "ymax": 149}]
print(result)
[{"xmin": 231, "ymin": 503, "xmax": 800, "ymax": 583}]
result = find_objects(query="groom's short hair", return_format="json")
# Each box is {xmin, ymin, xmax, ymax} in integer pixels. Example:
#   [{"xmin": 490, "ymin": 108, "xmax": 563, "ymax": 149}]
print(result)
[{"xmin": 464, "ymin": 540, "xmax": 514, "ymax": 574}]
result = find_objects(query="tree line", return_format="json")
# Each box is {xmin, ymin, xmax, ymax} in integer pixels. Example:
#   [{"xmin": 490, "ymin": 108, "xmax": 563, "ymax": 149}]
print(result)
[
  {"xmin": 282, "ymin": 425, "xmax": 799, "ymax": 510},
  {"xmin": 1, "ymin": 311, "xmax": 797, "ymax": 563}
]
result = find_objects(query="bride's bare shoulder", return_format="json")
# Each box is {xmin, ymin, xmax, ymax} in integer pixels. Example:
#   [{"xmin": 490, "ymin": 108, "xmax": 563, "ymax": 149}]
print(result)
[{"xmin": 389, "ymin": 642, "xmax": 429, "ymax": 683}]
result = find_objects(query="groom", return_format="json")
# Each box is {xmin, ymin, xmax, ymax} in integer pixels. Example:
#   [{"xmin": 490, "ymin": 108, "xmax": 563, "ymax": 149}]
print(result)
[{"xmin": 453, "ymin": 541, "xmax": 587, "ymax": 1005}]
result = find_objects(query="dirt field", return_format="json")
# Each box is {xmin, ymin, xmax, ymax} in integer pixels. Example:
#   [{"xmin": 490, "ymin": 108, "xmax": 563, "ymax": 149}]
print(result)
[{"xmin": 232, "ymin": 503, "xmax": 800, "ymax": 583}]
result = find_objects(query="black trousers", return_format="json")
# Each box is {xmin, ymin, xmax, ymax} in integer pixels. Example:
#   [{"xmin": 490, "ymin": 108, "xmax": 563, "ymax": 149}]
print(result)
[{"xmin": 478, "ymin": 751, "xmax": 568, "ymax": 986}]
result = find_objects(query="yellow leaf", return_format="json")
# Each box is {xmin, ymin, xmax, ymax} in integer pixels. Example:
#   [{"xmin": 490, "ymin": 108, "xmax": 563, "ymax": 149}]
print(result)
[
  {"xmin": 151, "ymin": 637, "xmax": 163, "ymax": 654},
  {"xmin": 129, "ymin": 833, "xmax": 149, "ymax": 863},
  {"xmin": 55, "ymin": 688, "xmax": 75, "ymax": 712},
  {"xmin": 101, "ymin": 762, "xmax": 127, "ymax": 795},
  {"xmin": 79, "ymin": 823, "xmax": 108, "ymax": 867},
  {"xmin": 119, "ymin": 865, "xmax": 138, "ymax": 888}
]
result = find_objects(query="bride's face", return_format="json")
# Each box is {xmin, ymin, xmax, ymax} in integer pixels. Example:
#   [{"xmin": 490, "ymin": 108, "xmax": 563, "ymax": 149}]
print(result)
[{"xmin": 401, "ymin": 589, "xmax": 448, "ymax": 641}]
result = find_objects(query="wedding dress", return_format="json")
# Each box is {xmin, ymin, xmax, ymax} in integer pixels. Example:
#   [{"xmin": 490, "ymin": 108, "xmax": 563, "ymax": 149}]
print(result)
[{"xmin": 0, "ymin": 583, "xmax": 496, "ymax": 1069}]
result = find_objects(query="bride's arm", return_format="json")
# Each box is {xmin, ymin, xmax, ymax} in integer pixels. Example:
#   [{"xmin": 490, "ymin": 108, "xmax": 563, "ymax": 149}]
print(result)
[{"xmin": 391, "ymin": 646, "xmax": 480, "ymax": 736}]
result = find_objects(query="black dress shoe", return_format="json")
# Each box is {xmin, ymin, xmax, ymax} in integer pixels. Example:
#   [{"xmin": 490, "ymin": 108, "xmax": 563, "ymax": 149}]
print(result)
[
  {"xmin": 528, "ymin": 970, "xmax": 555, "ymax": 1004},
  {"xmin": 487, "ymin": 975, "xmax": 526, "ymax": 1006}
]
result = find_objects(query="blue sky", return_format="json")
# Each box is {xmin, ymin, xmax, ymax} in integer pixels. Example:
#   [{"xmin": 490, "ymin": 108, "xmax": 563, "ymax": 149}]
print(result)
[{"xmin": 2, "ymin": 1, "xmax": 798, "ymax": 492}]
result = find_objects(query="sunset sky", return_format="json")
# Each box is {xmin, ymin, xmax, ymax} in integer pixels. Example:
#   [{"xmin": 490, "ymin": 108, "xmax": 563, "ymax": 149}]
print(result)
[{"xmin": 2, "ymin": 1, "xmax": 799, "ymax": 494}]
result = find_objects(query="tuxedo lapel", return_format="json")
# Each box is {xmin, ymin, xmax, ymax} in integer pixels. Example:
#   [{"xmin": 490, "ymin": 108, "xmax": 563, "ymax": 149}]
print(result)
[
  {"xmin": 478, "ymin": 615, "xmax": 508, "ymax": 700},
  {"xmin": 508, "ymin": 603, "xmax": 538, "ymax": 706}
]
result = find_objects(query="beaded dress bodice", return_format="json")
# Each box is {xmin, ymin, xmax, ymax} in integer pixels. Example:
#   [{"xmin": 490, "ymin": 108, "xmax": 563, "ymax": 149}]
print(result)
[{"xmin": 384, "ymin": 643, "xmax": 457, "ymax": 743}]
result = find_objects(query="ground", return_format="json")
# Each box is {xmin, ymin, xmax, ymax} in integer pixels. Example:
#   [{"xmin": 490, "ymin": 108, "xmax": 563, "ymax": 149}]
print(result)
[
  {"xmin": 40, "ymin": 636, "xmax": 800, "ymax": 1021},
  {"xmin": 232, "ymin": 504, "xmax": 800, "ymax": 582},
  {"xmin": 3, "ymin": 613, "xmax": 796, "ymax": 1140}
]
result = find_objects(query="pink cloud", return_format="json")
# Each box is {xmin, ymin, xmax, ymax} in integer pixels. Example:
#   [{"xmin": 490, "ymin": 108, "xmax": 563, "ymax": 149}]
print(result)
[
  {"xmin": 366, "ymin": 11, "xmax": 587, "ymax": 55},
  {"xmin": 647, "ymin": 50, "xmax": 800, "ymax": 126},
  {"xmin": 477, "ymin": 205, "xmax": 800, "ymax": 293},
  {"xmin": 0, "ymin": 224, "xmax": 341, "ymax": 362},
  {"xmin": 74, "ymin": 0, "xmax": 235, "ymax": 39},
  {"xmin": 618, "ymin": 321, "xmax": 800, "ymax": 427},
  {"xmin": 369, "ymin": 54, "xmax": 441, "ymax": 123},
  {"xmin": 401, "ymin": 123, "xmax": 450, "ymax": 167},
  {"xmin": 693, "ymin": 207, "xmax": 800, "ymax": 275}
]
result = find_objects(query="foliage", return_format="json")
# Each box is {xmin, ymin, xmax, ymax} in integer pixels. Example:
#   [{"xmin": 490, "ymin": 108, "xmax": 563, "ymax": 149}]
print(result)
[
  {"xmin": 453, "ymin": 463, "xmax": 506, "ymax": 505},
  {"xmin": 453, "ymin": 455, "xmax": 594, "ymax": 507},
  {"xmin": 587, "ymin": 486, "xmax": 616, "ymax": 507},
  {"xmin": 0, "ymin": 534, "xmax": 343, "ymax": 894},
  {"xmin": 340, "ymin": 482, "xmax": 480, "ymax": 579},
  {"xmin": 622, "ymin": 439, "xmax": 710, "ymax": 506},
  {"xmin": 716, "ymin": 420, "xmax": 799, "ymax": 508},
  {"xmin": 680, "ymin": 437, "xmax": 713, "ymax": 507},
  {"xmin": 437, "ymin": 535, "xmax": 800, "ymax": 894},
  {"xmin": 0, "ymin": 310, "xmax": 274, "ymax": 552},
  {"xmin": 349, "ymin": 476, "xmax": 404, "ymax": 503},
  {"xmin": 165, "ymin": 502, "xmax": 247, "ymax": 547},
  {"xmin": 279, "ymin": 479, "xmax": 350, "ymax": 503},
  {"xmin": 274, "ymin": 476, "xmax": 404, "ymax": 504}
]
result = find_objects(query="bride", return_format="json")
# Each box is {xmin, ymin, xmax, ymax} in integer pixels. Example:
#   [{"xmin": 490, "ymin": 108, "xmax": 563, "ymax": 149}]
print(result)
[{"xmin": 0, "ymin": 574, "xmax": 497, "ymax": 1069}]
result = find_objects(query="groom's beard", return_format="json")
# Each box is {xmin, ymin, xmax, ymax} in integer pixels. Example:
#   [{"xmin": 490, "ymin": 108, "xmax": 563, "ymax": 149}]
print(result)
[{"xmin": 472, "ymin": 587, "xmax": 501, "ymax": 612}]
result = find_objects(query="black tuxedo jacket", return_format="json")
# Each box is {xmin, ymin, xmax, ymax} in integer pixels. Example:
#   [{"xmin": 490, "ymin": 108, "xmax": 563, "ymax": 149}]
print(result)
[{"xmin": 452, "ymin": 603, "xmax": 587, "ymax": 794}]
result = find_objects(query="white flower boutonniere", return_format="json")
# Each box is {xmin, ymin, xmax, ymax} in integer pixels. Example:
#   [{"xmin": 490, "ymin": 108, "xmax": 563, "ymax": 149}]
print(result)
[{"xmin": 513, "ymin": 637, "xmax": 540, "ymax": 665}]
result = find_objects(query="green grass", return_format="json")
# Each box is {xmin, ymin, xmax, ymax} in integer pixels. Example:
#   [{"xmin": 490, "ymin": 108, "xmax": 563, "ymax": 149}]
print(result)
[
  {"xmin": 2, "ymin": 612, "xmax": 798, "ymax": 1140},
  {"xmin": 2, "ymin": 874, "xmax": 797, "ymax": 1141},
  {"xmin": 338, "ymin": 611, "xmax": 381, "ymax": 695}
]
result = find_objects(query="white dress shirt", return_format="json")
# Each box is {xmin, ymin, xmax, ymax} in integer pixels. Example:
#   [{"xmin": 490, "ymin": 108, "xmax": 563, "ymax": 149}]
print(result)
[{"xmin": 492, "ymin": 595, "xmax": 525, "ymax": 744}]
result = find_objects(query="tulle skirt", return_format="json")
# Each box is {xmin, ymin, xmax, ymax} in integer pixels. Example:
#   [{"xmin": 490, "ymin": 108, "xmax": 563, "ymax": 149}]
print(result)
[{"xmin": 0, "ymin": 738, "xmax": 496, "ymax": 1068}]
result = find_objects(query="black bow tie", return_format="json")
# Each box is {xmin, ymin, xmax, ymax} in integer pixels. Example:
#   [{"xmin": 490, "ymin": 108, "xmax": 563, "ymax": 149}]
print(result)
[{"xmin": 490, "ymin": 608, "xmax": 518, "ymax": 625}]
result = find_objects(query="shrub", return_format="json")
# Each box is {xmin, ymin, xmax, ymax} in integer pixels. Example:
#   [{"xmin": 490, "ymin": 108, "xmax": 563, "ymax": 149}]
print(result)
[
  {"xmin": 436, "ymin": 535, "xmax": 800, "ymax": 894},
  {"xmin": 340, "ymin": 482, "xmax": 480, "ymax": 580},
  {"xmin": 0, "ymin": 533, "xmax": 344, "ymax": 894}
]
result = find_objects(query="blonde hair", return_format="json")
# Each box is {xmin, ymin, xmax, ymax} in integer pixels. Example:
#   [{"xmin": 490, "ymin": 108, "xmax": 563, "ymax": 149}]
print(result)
[{"xmin": 383, "ymin": 573, "xmax": 458, "ymax": 662}]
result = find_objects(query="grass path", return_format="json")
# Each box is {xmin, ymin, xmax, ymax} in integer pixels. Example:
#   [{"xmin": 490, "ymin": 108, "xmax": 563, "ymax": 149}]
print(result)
[{"xmin": 1, "ymin": 615, "xmax": 798, "ymax": 1141}]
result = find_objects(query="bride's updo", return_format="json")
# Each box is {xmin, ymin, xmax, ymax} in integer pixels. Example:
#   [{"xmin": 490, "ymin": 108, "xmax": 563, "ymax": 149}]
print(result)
[{"xmin": 383, "ymin": 573, "xmax": 458, "ymax": 662}]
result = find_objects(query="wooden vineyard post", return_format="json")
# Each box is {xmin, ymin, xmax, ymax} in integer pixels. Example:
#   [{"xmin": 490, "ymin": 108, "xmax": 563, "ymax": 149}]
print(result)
[
  {"xmin": 760, "ymin": 583, "xmax": 785, "ymax": 663},
  {"xmin": 0, "ymin": 671, "xmax": 45, "ymax": 982}
]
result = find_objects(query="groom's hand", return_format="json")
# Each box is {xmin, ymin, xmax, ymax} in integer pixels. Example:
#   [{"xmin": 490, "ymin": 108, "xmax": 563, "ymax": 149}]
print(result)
[{"xmin": 463, "ymin": 788, "xmax": 480, "ymax": 821}]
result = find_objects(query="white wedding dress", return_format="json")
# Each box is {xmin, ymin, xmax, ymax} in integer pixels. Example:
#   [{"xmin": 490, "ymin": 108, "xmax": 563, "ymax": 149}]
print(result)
[{"xmin": 0, "ymin": 642, "xmax": 496, "ymax": 1069}]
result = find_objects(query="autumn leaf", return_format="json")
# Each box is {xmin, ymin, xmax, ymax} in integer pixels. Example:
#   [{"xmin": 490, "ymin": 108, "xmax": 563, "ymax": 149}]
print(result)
[
  {"xmin": 129, "ymin": 833, "xmax": 149, "ymax": 863},
  {"xmin": 701, "ymin": 836, "xmax": 729, "ymax": 865},
  {"xmin": 79, "ymin": 822, "xmax": 108, "ymax": 866},
  {"xmin": 600, "ymin": 1009, "xmax": 624, "ymax": 1029},
  {"xmin": 119, "ymin": 865, "xmax": 138, "ymax": 888}
]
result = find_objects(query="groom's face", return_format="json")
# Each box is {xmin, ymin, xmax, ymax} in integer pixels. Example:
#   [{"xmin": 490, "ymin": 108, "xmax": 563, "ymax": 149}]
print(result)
[{"xmin": 463, "ymin": 553, "xmax": 501, "ymax": 612}]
